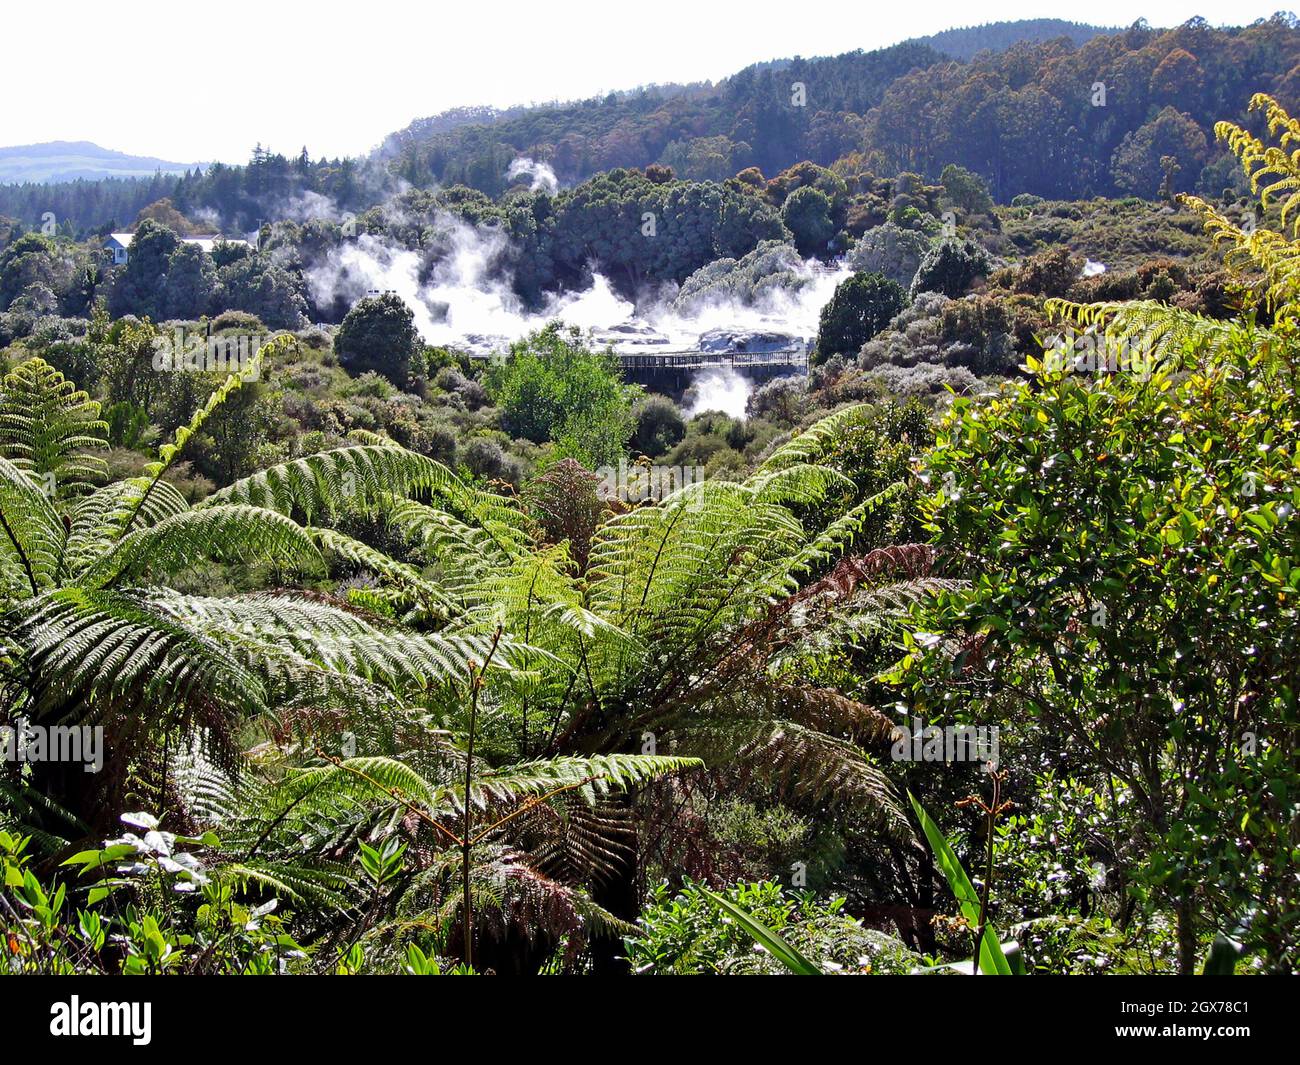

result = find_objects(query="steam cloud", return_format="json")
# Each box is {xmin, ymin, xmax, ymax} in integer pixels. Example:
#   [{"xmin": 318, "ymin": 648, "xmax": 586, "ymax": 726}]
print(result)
[
  {"xmin": 303, "ymin": 202, "xmax": 847, "ymax": 418},
  {"xmin": 506, "ymin": 157, "xmax": 560, "ymax": 193}
]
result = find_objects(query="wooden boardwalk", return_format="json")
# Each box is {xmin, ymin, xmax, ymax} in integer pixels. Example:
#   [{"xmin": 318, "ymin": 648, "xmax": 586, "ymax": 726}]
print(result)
[{"xmin": 465, "ymin": 347, "xmax": 809, "ymax": 371}]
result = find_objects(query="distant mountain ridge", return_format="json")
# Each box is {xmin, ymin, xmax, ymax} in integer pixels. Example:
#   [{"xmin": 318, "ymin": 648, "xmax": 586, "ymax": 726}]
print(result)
[
  {"xmin": 378, "ymin": 19, "xmax": 1121, "ymax": 174},
  {"xmin": 914, "ymin": 18, "xmax": 1117, "ymax": 60},
  {"xmin": 0, "ymin": 141, "xmax": 198, "ymax": 185}
]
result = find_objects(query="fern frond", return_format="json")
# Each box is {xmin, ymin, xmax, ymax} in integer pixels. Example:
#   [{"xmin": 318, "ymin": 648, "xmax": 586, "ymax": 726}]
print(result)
[
  {"xmin": 756, "ymin": 404, "xmax": 875, "ymax": 472},
  {"xmin": 587, "ymin": 481, "xmax": 805, "ymax": 643},
  {"xmin": 0, "ymin": 456, "xmax": 64, "ymax": 596},
  {"xmin": 1216, "ymin": 93, "xmax": 1300, "ymax": 233},
  {"xmin": 308, "ymin": 526, "xmax": 458, "ymax": 621},
  {"xmin": 202, "ymin": 445, "xmax": 457, "ymax": 521},
  {"xmin": 434, "ymin": 753, "xmax": 704, "ymax": 815},
  {"xmin": 14, "ymin": 588, "xmax": 269, "ymax": 768},
  {"xmin": 1177, "ymin": 194, "xmax": 1300, "ymax": 312},
  {"xmin": 787, "ymin": 481, "xmax": 908, "ymax": 577},
  {"xmin": 1044, "ymin": 298, "xmax": 1237, "ymax": 366},
  {"xmin": 83, "ymin": 505, "xmax": 323, "ymax": 586},
  {"xmin": 145, "ymin": 338, "xmax": 277, "ymax": 482},
  {"xmin": 0, "ymin": 358, "xmax": 107, "ymax": 495},
  {"xmin": 726, "ymin": 720, "xmax": 908, "ymax": 834},
  {"xmin": 60, "ymin": 478, "xmax": 189, "ymax": 577},
  {"xmin": 744, "ymin": 462, "xmax": 854, "ymax": 505}
]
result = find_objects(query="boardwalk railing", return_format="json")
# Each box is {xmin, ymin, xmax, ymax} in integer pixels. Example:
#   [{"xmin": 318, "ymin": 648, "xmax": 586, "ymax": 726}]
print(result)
[{"xmin": 465, "ymin": 348, "xmax": 810, "ymax": 370}]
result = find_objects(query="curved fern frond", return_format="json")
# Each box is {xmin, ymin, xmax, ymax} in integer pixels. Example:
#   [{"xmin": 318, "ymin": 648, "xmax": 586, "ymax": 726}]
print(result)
[
  {"xmin": 1177, "ymin": 194, "xmax": 1300, "ymax": 313},
  {"xmin": 1216, "ymin": 93, "xmax": 1300, "ymax": 233},
  {"xmin": 14, "ymin": 588, "xmax": 270, "ymax": 763},
  {"xmin": 215, "ymin": 860, "xmax": 354, "ymax": 911},
  {"xmin": 147, "ymin": 590, "xmax": 521, "ymax": 699},
  {"xmin": 1044, "ymin": 298, "xmax": 1237, "ymax": 366},
  {"xmin": 82, "ymin": 505, "xmax": 323, "ymax": 586},
  {"xmin": 435, "ymin": 753, "xmax": 704, "ymax": 816},
  {"xmin": 61, "ymin": 478, "xmax": 189, "ymax": 579},
  {"xmin": 587, "ymin": 481, "xmax": 805, "ymax": 643},
  {"xmin": 0, "ymin": 357, "xmax": 107, "ymax": 495},
  {"xmin": 688, "ymin": 717, "xmax": 908, "ymax": 835},
  {"xmin": 389, "ymin": 498, "xmax": 523, "ymax": 594},
  {"xmin": 145, "ymin": 338, "xmax": 275, "ymax": 483},
  {"xmin": 745, "ymin": 462, "xmax": 854, "ymax": 505},
  {"xmin": 0, "ymin": 456, "xmax": 63, "ymax": 596},
  {"xmin": 202, "ymin": 445, "xmax": 458, "ymax": 521},
  {"xmin": 308, "ymin": 526, "xmax": 458, "ymax": 621},
  {"xmin": 756, "ymin": 404, "xmax": 875, "ymax": 472},
  {"xmin": 787, "ymin": 481, "xmax": 908, "ymax": 577}
]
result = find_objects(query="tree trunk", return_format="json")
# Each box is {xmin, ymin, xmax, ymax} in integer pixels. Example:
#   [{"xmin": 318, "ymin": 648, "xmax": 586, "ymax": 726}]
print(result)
[
  {"xmin": 1176, "ymin": 893, "xmax": 1197, "ymax": 975},
  {"xmin": 587, "ymin": 792, "xmax": 639, "ymax": 975}
]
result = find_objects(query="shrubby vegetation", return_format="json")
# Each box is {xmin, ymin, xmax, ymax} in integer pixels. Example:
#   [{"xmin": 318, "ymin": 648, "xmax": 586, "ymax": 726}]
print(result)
[{"xmin": 1, "ymin": 39, "xmax": 1298, "ymax": 977}]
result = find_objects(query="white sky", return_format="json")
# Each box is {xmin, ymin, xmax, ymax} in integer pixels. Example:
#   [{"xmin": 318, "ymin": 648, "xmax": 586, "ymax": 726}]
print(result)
[{"xmin": 0, "ymin": 2, "xmax": 1287, "ymax": 163}]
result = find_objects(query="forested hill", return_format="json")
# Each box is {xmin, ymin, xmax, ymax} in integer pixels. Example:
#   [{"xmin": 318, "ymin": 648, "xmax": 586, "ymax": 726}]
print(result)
[
  {"xmin": 379, "ymin": 16, "xmax": 1300, "ymax": 200},
  {"xmin": 5, "ymin": 15, "xmax": 1300, "ymax": 234},
  {"xmin": 376, "ymin": 21, "xmax": 1117, "ymax": 182},
  {"xmin": 378, "ymin": 40, "xmax": 944, "ymax": 192},
  {"xmin": 915, "ymin": 18, "xmax": 1115, "ymax": 60}
]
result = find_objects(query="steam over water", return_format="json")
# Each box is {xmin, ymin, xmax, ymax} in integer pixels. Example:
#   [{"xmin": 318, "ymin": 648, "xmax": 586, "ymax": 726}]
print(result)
[
  {"xmin": 307, "ymin": 211, "xmax": 849, "ymax": 417},
  {"xmin": 682, "ymin": 368, "xmax": 752, "ymax": 419}
]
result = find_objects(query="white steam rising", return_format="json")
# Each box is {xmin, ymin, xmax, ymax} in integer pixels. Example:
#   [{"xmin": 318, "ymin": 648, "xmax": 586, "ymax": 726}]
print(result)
[
  {"xmin": 306, "ymin": 212, "xmax": 635, "ymax": 345},
  {"xmin": 682, "ymin": 368, "xmax": 753, "ymax": 419},
  {"xmin": 305, "ymin": 206, "xmax": 847, "ymax": 417},
  {"xmin": 506, "ymin": 157, "xmax": 559, "ymax": 193}
]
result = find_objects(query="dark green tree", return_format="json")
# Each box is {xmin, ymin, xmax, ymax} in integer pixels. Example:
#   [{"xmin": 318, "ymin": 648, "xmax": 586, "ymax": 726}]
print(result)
[
  {"xmin": 781, "ymin": 186, "xmax": 836, "ymax": 257},
  {"xmin": 910, "ymin": 237, "xmax": 993, "ymax": 298},
  {"xmin": 162, "ymin": 241, "xmax": 216, "ymax": 320},
  {"xmin": 814, "ymin": 271, "xmax": 905, "ymax": 363},
  {"xmin": 213, "ymin": 253, "xmax": 307, "ymax": 330},
  {"xmin": 335, "ymin": 292, "xmax": 423, "ymax": 387},
  {"xmin": 109, "ymin": 219, "xmax": 179, "ymax": 319}
]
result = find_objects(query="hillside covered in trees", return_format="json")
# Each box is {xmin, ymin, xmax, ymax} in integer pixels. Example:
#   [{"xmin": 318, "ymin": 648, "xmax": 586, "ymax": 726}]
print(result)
[{"xmin": 5, "ymin": 16, "xmax": 1300, "ymax": 233}]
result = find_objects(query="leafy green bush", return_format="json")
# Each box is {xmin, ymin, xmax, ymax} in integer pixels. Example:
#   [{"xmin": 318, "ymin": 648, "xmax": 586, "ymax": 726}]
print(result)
[
  {"xmin": 485, "ymin": 323, "xmax": 637, "ymax": 467},
  {"xmin": 626, "ymin": 880, "xmax": 918, "ymax": 975},
  {"xmin": 335, "ymin": 292, "xmax": 423, "ymax": 387},
  {"xmin": 910, "ymin": 237, "xmax": 994, "ymax": 298},
  {"xmin": 900, "ymin": 323, "xmax": 1300, "ymax": 971}
]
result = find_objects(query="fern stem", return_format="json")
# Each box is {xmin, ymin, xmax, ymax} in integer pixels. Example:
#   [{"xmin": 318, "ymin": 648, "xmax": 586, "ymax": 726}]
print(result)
[
  {"xmin": 462, "ymin": 625, "xmax": 503, "ymax": 970},
  {"xmin": 469, "ymin": 774, "xmax": 604, "ymax": 845},
  {"xmin": 320, "ymin": 752, "xmax": 461, "ymax": 847},
  {"xmin": 0, "ymin": 503, "xmax": 38, "ymax": 595}
]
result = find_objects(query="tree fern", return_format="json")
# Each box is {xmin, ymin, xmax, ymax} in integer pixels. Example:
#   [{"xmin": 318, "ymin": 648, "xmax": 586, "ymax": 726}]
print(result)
[{"xmin": 0, "ymin": 358, "xmax": 107, "ymax": 495}]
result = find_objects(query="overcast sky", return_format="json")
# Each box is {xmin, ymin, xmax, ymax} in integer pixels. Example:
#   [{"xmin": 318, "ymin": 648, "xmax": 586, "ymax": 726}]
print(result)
[{"xmin": 0, "ymin": 2, "xmax": 1288, "ymax": 163}]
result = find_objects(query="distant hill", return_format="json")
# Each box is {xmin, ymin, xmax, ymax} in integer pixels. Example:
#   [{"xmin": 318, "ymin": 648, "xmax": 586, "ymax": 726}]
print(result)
[
  {"xmin": 367, "ymin": 16, "xmax": 1300, "ymax": 202},
  {"xmin": 376, "ymin": 40, "xmax": 946, "ymax": 192},
  {"xmin": 374, "ymin": 19, "xmax": 1122, "ymax": 191},
  {"xmin": 0, "ymin": 141, "xmax": 198, "ymax": 185},
  {"xmin": 913, "ymin": 18, "xmax": 1117, "ymax": 61},
  {"xmin": 5, "ymin": 15, "xmax": 1300, "ymax": 231}
]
